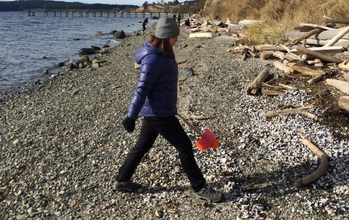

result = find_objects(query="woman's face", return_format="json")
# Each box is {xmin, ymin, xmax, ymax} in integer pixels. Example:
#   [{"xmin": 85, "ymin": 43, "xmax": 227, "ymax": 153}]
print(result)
[{"xmin": 169, "ymin": 36, "xmax": 178, "ymax": 47}]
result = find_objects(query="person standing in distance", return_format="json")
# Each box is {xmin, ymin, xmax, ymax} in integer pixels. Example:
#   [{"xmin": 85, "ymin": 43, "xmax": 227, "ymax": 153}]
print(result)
[
  {"xmin": 142, "ymin": 17, "xmax": 148, "ymax": 32},
  {"xmin": 114, "ymin": 17, "xmax": 223, "ymax": 203},
  {"xmin": 176, "ymin": 12, "xmax": 181, "ymax": 26}
]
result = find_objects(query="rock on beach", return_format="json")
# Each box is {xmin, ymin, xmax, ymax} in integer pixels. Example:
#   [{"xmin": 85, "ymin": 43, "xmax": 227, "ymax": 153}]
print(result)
[{"xmin": 0, "ymin": 23, "xmax": 348, "ymax": 219}]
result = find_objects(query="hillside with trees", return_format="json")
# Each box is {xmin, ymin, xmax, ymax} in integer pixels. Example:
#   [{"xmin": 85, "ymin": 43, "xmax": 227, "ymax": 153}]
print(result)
[{"xmin": 0, "ymin": 0, "xmax": 137, "ymax": 11}]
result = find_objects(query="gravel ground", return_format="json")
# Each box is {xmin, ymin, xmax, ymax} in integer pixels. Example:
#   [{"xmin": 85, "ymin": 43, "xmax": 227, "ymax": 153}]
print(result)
[{"xmin": 1, "ymin": 24, "xmax": 348, "ymax": 219}]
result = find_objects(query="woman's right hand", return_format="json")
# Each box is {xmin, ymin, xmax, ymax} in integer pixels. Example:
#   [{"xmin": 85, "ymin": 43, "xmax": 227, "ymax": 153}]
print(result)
[{"xmin": 122, "ymin": 117, "xmax": 136, "ymax": 132}]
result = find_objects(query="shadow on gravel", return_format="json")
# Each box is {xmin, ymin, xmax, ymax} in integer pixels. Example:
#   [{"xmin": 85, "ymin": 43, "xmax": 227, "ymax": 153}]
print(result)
[
  {"xmin": 144, "ymin": 185, "xmax": 191, "ymax": 194},
  {"xmin": 240, "ymin": 155, "xmax": 348, "ymax": 197}
]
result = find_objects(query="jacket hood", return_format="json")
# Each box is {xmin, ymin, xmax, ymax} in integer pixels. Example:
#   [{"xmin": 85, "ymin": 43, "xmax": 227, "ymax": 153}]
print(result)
[{"xmin": 135, "ymin": 41, "xmax": 161, "ymax": 64}]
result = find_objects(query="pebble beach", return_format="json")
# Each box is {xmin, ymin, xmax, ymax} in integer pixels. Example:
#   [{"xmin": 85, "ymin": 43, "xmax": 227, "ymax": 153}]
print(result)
[{"xmin": 1, "ymin": 23, "xmax": 348, "ymax": 219}]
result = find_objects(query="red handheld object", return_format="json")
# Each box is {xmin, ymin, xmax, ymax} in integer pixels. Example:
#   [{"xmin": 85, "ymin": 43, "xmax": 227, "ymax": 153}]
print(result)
[
  {"xmin": 196, "ymin": 129, "xmax": 219, "ymax": 151},
  {"xmin": 176, "ymin": 114, "xmax": 219, "ymax": 152}
]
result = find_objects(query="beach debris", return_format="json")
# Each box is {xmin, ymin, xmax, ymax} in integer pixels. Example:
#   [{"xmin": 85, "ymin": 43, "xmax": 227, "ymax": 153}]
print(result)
[
  {"xmin": 264, "ymin": 105, "xmax": 317, "ymax": 120},
  {"xmin": 189, "ymin": 32, "xmax": 212, "ymax": 38},
  {"xmin": 246, "ymin": 66, "xmax": 271, "ymax": 95},
  {"xmin": 338, "ymin": 96, "xmax": 349, "ymax": 112},
  {"xmin": 155, "ymin": 208, "xmax": 164, "ymax": 218},
  {"xmin": 326, "ymin": 79, "xmax": 349, "ymax": 94},
  {"xmin": 294, "ymin": 139, "xmax": 329, "ymax": 187}
]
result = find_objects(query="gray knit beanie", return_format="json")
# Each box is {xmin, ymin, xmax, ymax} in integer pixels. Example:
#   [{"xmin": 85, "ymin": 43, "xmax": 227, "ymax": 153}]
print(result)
[{"xmin": 155, "ymin": 17, "xmax": 180, "ymax": 39}]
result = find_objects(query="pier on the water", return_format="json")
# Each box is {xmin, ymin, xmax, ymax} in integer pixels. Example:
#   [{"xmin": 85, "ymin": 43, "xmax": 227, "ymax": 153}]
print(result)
[{"xmin": 27, "ymin": 10, "xmax": 186, "ymax": 18}]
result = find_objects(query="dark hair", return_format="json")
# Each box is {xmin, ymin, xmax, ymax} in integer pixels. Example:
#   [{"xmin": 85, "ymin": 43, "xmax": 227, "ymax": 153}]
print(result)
[{"xmin": 149, "ymin": 34, "xmax": 175, "ymax": 59}]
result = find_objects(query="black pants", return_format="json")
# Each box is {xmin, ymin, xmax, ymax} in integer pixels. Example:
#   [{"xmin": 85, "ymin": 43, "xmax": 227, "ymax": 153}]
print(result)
[{"xmin": 116, "ymin": 115, "xmax": 206, "ymax": 192}]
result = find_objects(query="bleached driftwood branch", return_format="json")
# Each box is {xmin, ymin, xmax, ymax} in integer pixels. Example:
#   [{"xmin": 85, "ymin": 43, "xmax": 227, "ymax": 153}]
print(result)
[
  {"xmin": 264, "ymin": 105, "xmax": 317, "ymax": 120},
  {"xmin": 294, "ymin": 139, "xmax": 329, "ymax": 187}
]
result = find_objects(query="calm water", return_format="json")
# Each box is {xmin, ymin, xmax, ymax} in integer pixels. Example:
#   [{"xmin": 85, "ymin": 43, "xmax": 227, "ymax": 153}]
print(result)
[{"xmin": 0, "ymin": 11, "xmax": 157, "ymax": 94}]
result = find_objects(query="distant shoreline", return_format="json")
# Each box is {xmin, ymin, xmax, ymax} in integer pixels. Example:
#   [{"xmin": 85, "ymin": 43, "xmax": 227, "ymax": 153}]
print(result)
[{"xmin": 0, "ymin": 1, "xmax": 138, "ymax": 12}]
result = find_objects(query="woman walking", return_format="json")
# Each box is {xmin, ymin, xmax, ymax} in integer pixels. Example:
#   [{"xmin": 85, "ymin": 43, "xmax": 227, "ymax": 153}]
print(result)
[{"xmin": 114, "ymin": 17, "xmax": 223, "ymax": 203}]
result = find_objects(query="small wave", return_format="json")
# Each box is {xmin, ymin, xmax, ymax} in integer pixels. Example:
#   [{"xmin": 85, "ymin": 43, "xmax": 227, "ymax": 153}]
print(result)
[{"xmin": 109, "ymin": 39, "xmax": 121, "ymax": 47}]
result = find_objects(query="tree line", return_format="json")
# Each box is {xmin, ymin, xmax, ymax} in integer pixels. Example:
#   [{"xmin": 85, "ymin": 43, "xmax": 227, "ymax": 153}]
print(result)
[{"xmin": 0, "ymin": 0, "xmax": 138, "ymax": 11}]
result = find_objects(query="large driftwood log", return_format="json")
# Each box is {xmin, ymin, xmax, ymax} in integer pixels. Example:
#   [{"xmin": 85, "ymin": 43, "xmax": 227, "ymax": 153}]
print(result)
[
  {"xmin": 295, "ymin": 23, "xmax": 335, "ymax": 32},
  {"xmin": 338, "ymin": 96, "xmax": 349, "ymax": 112},
  {"xmin": 326, "ymin": 79, "xmax": 349, "ymax": 94},
  {"xmin": 294, "ymin": 139, "xmax": 329, "ymax": 187},
  {"xmin": 290, "ymin": 46, "xmax": 344, "ymax": 54},
  {"xmin": 246, "ymin": 67, "xmax": 270, "ymax": 95},
  {"xmin": 295, "ymin": 45, "xmax": 343, "ymax": 63},
  {"xmin": 302, "ymin": 38, "xmax": 349, "ymax": 47},
  {"xmin": 255, "ymin": 44, "xmax": 343, "ymax": 54},
  {"xmin": 288, "ymin": 63, "xmax": 325, "ymax": 76},
  {"xmin": 323, "ymin": 16, "xmax": 349, "ymax": 24},
  {"xmin": 324, "ymin": 26, "xmax": 349, "ymax": 47},
  {"xmin": 285, "ymin": 28, "xmax": 324, "ymax": 47}
]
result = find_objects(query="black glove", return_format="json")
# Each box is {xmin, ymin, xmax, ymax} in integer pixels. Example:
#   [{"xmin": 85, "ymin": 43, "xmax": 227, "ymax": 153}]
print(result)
[{"xmin": 122, "ymin": 117, "xmax": 136, "ymax": 132}]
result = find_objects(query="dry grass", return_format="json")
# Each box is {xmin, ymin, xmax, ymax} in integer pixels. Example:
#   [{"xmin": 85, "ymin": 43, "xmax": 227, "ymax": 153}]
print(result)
[
  {"xmin": 203, "ymin": 0, "xmax": 349, "ymax": 44},
  {"xmin": 244, "ymin": 22, "xmax": 288, "ymax": 45}
]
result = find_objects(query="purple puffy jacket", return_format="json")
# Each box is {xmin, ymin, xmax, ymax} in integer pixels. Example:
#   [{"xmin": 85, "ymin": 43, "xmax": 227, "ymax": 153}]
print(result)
[{"xmin": 127, "ymin": 41, "xmax": 178, "ymax": 120}]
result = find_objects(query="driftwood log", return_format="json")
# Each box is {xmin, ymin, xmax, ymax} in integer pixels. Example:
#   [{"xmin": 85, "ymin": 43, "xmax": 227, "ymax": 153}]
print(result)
[
  {"xmin": 256, "ymin": 45, "xmax": 292, "ymax": 52},
  {"xmin": 295, "ymin": 23, "xmax": 335, "ymax": 32},
  {"xmin": 307, "ymin": 59, "xmax": 324, "ymax": 68},
  {"xmin": 261, "ymin": 82, "xmax": 297, "ymax": 96},
  {"xmin": 295, "ymin": 45, "xmax": 343, "ymax": 63},
  {"xmin": 323, "ymin": 16, "xmax": 349, "ymax": 25},
  {"xmin": 288, "ymin": 63, "xmax": 325, "ymax": 76},
  {"xmin": 273, "ymin": 61, "xmax": 294, "ymax": 74},
  {"xmin": 290, "ymin": 46, "xmax": 344, "ymax": 54},
  {"xmin": 261, "ymin": 88, "xmax": 284, "ymax": 96},
  {"xmin": 326, "ymin": 79, "xmax": 349, "ymax": 94},
  {"xmin": 307, "ymin": 75, "xmax": 324, "ymax": 85},
  {"xmin": 285, "ymin": 28, "xmax": 324, "ymax": 47},
  {"xmin": 323, "ymin": 26, "xmax": 349, "ymax": 47},
  {"xmin": 246, "ymin": 67, "xmax": 270, "ymax": 95},
  {"xmin": 339, "ymin": 60, "xmax": 349, "ymax": 70},
  {"xmin": 260, "ymin": 51, "xmax": 273, "ymax": 60},
  {"xmin": 294, "ymin": 139, "xmax": 329, "ymax": 187},
  {"xmin": 338, "ymin": 96, "xmax": 349, "ymax": 112},
  {"xmin": 264, "ymin": 105, "xmax": 317, "ymax": 120}
]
